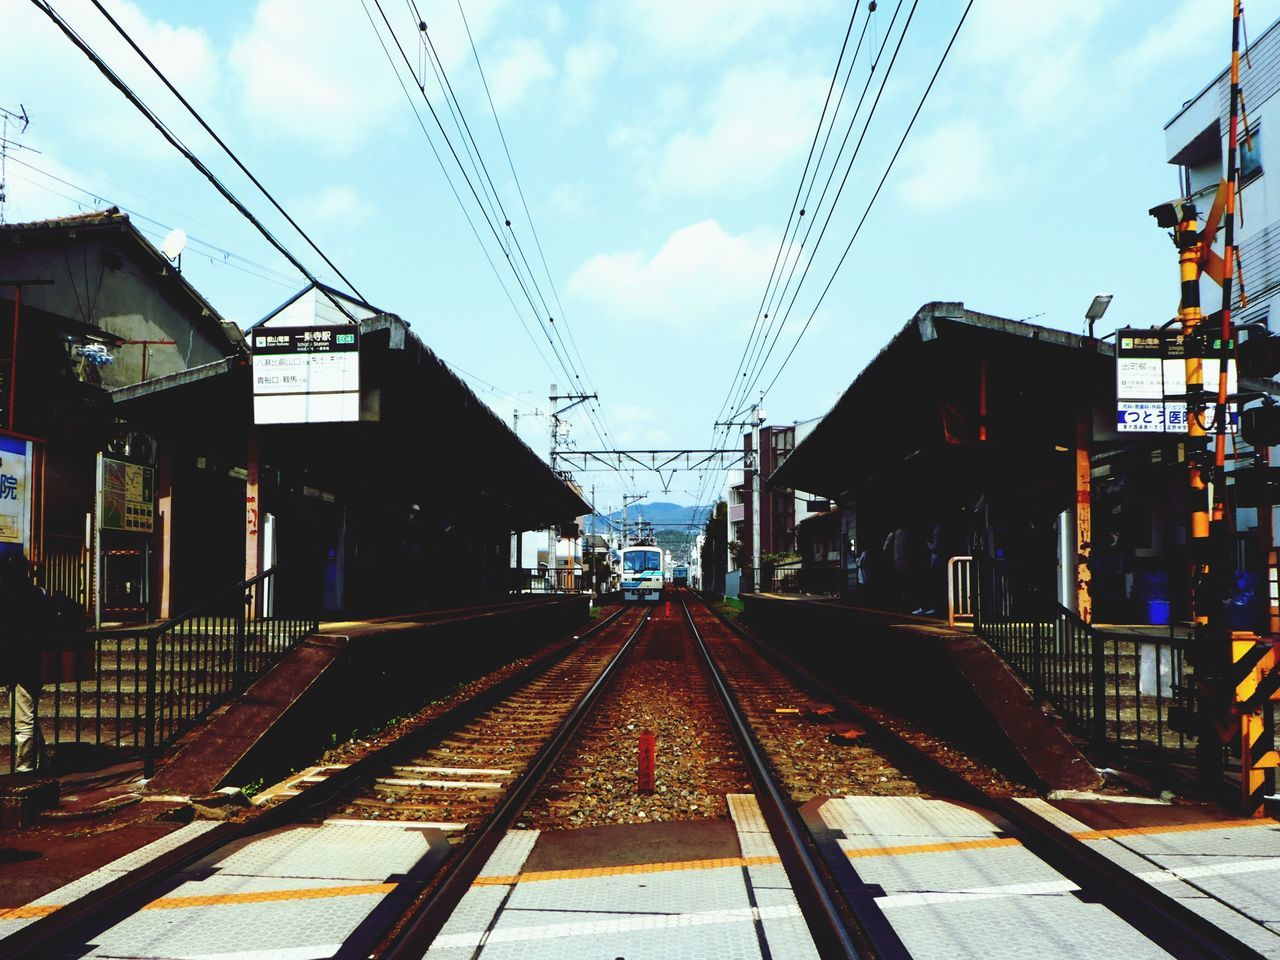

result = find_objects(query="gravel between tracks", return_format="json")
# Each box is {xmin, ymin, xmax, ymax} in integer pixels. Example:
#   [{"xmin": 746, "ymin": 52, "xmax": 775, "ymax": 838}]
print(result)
[{"xmin": 524, "ymin": 604, "xmax": 750, "ymax": 829}]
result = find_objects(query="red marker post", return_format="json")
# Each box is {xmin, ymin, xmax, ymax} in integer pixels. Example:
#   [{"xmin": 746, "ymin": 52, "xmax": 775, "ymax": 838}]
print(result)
[{"xmin": 638, "ymin": 730, "xmax": 656, "ymax": 793}]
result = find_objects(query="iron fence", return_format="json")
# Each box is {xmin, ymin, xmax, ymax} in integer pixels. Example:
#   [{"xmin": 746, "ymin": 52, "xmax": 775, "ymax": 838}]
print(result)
[
  {"xmin": 973, "ymin": 555, "xmax": 1195, "ymax": 762},
  {"xmin": 761, "ymin": 565, "xmax": 843, "ymax": 596},
  {"xmin": 510, "ymin": 567, "xmax": 592, "ymax": 594},
  {"xmin": 3, "ymin": 566, "xmax": 317, "ymax": 777}
]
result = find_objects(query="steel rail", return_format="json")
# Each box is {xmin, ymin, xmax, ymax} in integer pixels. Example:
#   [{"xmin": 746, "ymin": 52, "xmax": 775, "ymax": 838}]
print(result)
[
  {"xmin": 379, "ymin": 607, "xmax": 654, "ymax": 957},
  {"xmin": 698, "ymin": 593, "xmax": 1271, "ymax": 960},
  {"xmin": 679, "ymin": 594, "xmax": 874, "ymax": 960},
  {"xmin": 2, "ymin": 600, "xmax": 631, "ymax": 959}
]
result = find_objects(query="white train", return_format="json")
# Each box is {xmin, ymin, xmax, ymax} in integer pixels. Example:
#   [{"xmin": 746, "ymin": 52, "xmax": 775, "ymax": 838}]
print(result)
[{"xmin": 620, "ymin": 544, "xmax": 664, "ymax": 602}]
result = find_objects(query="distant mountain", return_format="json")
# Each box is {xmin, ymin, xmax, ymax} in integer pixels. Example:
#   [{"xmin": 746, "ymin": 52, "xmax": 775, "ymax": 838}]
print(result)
[{"xmin": 605, "ymin": 502, "xmax": 714, "ymax": 528}]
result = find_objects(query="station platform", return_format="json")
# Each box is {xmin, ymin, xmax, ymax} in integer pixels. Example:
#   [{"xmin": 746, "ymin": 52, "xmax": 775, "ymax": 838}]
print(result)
[
  {"xmin": 3, "ymin": 790, "xmax": 1279, "ymax": 956},
  {"xmin": 0, "ymin": 599, "xmax": 592, "ymax": 919}
]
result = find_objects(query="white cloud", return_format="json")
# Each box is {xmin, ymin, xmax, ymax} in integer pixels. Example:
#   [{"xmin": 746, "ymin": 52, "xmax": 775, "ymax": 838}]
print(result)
[
  {"xmin": 228, "ymin": 0, "xmax": 509, "ymax": 147},
  {"xmin": 618, "ymin": 0, "xmax": 828, "ymax": 58},
  {"xmin": 547, "ymin": 182, "xmax": 589, "ymax": 219},
  {"xmin": 899, "ymin": 121, "xmax": 993, "ymax": 212},
  {"xmin": 567, "ymin": 220, "xmax": 781, "ymax": 332},
  {"xmin": 230, "ymin": 0, "xmax": 404, "ymax": 146},
  {"xmin": 609, "ymin": 403, "xmax": 672, "ymax": 447},
  {"xmin": 4, "ymin": 0, "xmax": 220, "ymax": 159},
  {"xmin": 305, "ymin": 185, "xmax": 372, "ymax": 223},
  {"xmin": 488, "ymin": 39, "xmax": 555, "ymax": 111},
  {"xmin": 563, "ymin": 39, "xmax": 616, "ymax": 114},
  {"xmin": 657, "ymin": 66, "xmax": 825, "ymax": 193}
]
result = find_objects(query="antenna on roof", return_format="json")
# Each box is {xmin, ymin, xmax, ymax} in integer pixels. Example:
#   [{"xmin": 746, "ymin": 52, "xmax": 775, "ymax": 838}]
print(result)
[
  {"xmin": 0, "ymin": 104, "xmax": 30, "ymax": 225},
  {"xmin": 160, "ymin": 227, "xmax": 187, "ymax": 270}
]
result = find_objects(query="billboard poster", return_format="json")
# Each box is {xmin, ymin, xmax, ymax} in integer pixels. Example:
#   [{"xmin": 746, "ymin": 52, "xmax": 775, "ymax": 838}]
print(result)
[
  {"xmin": 0, "ymin": 434, "xmax": 30, "ymax": 549},
  {"xmin": 1116, "ymin": 328, "xmax": 1237, "ymax": 434},
  {"xmin": 252, "ymin": 325, "xmax": 360, "ymax": 424},
  {"xmin": 99, "ymin": 456, "xmax": 155, "ymax": 533}
]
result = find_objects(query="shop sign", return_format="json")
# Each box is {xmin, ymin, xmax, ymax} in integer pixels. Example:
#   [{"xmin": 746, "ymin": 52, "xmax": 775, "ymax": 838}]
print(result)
[
  {"xmin": 99, "ymin": 456, "xmax": 155, "ymax": 533},
  {"xmin": 252, "ymin": 325, "xmax": 360, "ymax": 424},
  {"xmin": 0, "ymin": 434, "xmax": 31, "ymax": 548},
  {"xmin": 1116, "ymin": 328, "xmax": 1237, "ymax": 434}
]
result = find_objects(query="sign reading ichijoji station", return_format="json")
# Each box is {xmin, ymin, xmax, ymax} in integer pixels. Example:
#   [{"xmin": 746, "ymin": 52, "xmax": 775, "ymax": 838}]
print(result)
[
  {"xmin": 1115, "ymin": 327, "xmax": 1238, "ymax": 434},
  {"xmin": 252, "ymin": 325, "xmax": 360, "ymax": 425}
]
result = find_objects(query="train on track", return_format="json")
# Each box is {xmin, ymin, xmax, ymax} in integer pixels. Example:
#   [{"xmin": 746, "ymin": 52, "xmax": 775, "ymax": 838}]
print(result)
[
  {"xmin": 620, "ymin": 544, "xmax": 664, "ymax": 602},
  {"xmin": 671, "ymin": 564, "xmax": 688, "ymax": 587}
]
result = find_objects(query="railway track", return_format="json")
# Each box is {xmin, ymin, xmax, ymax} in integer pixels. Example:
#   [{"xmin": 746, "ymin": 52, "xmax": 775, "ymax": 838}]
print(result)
[{"xmin": 7, "ymin": 591, "xmax": 1271, "ymax": 959}]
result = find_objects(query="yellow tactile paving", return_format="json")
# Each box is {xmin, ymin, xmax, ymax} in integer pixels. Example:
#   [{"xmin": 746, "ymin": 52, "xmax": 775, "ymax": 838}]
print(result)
[
  {"xmin": 843, "ymin": 837, "xmax": 1022, "ymax": 859},
  {"xmin": 140, "ymin": 882, "xmax": 397, "ymax": 911},
  {"xmin": 474, "ymin": 854, "xmax": 782, "ymax": 886},
  {"xmin": 1069, "ymin": 818, "xmax": 1274, "ymax": 841},
  {"xmin": 0, "ymin": 903, "xmax": 60, "ymax": 920}
]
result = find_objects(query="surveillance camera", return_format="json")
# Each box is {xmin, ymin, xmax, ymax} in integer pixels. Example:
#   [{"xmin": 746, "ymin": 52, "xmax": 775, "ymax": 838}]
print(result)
[{"xmin": 1149, "ymin": 200, "xmax": 1195, "ymax": 229}]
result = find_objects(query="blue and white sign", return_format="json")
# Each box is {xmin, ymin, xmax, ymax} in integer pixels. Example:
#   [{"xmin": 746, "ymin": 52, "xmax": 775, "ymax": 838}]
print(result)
[
  {"xmin": 1116, "ymin": 328, "xmax": 1237, "ymax": 434},
  {"xmin": 0, "ymin": 434, "xmax": 31, "ymax": 550}
]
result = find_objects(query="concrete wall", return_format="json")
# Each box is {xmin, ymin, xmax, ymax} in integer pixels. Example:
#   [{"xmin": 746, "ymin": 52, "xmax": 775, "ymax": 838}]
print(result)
[{"xmin": 2, "ymin": 238, "xmax": 229, "ymax": 387}]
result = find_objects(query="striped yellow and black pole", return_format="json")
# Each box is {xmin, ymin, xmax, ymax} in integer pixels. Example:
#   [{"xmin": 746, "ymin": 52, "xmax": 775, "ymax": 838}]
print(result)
[
  {"xmin": 1218, "ymin": 0, "xmax": 1279, "ymax": 813},
  {"xmin": 1178, "ymin": 203, "xmax": 1210, "ymax": 627}
]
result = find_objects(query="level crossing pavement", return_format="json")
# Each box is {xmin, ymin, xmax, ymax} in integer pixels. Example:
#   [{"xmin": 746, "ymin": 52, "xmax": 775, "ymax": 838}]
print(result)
[{"xmin": 3, "ymin": 792, "xmax": 1280, "ymax": 957}]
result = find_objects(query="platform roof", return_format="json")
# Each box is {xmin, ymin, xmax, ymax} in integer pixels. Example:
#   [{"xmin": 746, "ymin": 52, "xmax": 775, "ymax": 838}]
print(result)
[
  {"xmin": 113, "ymin": 311, "xmax": 589, "ymax": 529},
  {"xmin": 769, "ymin": 302, "xmax": 1116, "ymax": 500}
]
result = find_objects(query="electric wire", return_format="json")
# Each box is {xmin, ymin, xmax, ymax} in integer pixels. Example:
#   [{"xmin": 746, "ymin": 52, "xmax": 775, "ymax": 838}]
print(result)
[
  {"xmin": 450, "ymin": 0, "xmax": 622, "ymax": 486},
  {"xmin": 356, "ymin": 0, "xmax": 558, "ymax": 378},
  {"xmin": 30, "ymin": 0, "xmax": 359, "ymax": 321},
  {"xmin": 6, "ymin": 153, "xmax": 300, "ymax": 287},
  {"xmin": 87, "ymin": 0, "xmax": 369, "ymax": 304},
  {"xmin": 416, "ymin": 4, "xmax": 616, "ymax": 463},
  {"xmin": 394, "ymin": 0, "xmax": 624, "ymax": 509},
  {"xmin": 759, "ymin": 0, "xmax": 974, "ymax": 401},
  {"xmin": 732, "ymin": 0, "xmax": 916, "ymax": 424},
  {"xmin": 365, "ymin": 0, "xmax": 591, "ymax": 439},
  {"xmin": 709, "ymin": 1, "xmax": 862, "ymax": 435},
  {"xmin": 739, "ymin": 0, "xmax": 903, "ymax": 405}
]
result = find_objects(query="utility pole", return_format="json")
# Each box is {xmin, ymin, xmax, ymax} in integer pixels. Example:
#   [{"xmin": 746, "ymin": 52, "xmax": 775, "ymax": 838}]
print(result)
[
  {"xmin": 752, "ymin": 394, "xmax": 765, "ymax": 593},
  {"xmin": 621, "ymin": 493, "xmax": 645, "ymax": 547},
  {"xmin": 548, "ymin": 385, "xmax": 596, "ymax": 590},
  {"xmin": 717, "ymin": 395, "xmax": 765, "ymax": 593}
]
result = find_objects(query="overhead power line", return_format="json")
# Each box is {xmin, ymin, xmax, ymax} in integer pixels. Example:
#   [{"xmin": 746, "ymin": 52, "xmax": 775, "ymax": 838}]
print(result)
[
  {"xmin": 88, "ymin": 0, "xmax": 368, "ymax": 305},
  {"xmin": 31, "ymin": 0, "xmax": 359, "ymax": 321},
  {"xmin": 759, "ymin": 0, "xmax": 973, "ymax": 400}
]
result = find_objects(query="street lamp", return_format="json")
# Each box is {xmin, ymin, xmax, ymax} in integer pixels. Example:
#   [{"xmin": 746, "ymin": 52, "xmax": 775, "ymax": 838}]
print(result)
[{"xmin": 1086, "ymin": 294, "xmax": 1113, "ymax": 338}]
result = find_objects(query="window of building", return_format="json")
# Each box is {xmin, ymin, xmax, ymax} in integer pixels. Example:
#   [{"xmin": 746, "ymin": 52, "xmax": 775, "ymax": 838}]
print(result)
[{"xmin": 1241, "ymin": 124, "xmax": 1262, "ymax": 184}]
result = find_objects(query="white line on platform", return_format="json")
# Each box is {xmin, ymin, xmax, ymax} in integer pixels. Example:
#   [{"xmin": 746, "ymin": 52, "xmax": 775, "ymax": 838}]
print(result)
[
  {"xmin": 430, "ymin": 904, "xmax": 802, "ymax": 950},
  {"xmin": 1140, "ymin": 857, "xmax": 1280, "ymax": 883},
  {"xmin": 877, "ymin": 879, "xmax": 1081, "ymax": 909},
  {"xmin": 324, "ymin": 818, "xmax": 467, "ymax": 831},
  {"xmin": 392, "ymin": 766, "xmax": 513, "ymax": 776}
]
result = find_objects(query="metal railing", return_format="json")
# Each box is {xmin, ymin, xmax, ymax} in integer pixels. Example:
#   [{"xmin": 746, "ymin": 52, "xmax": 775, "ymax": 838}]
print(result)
[
  {"xmin": 973, "ymin": 555, "xmax": 1194, "ymax": 762},
  {"xmin": 3, "ymin": 566, "xmax": 317, "ymax": 777},
  {"xmin": 947, "ymin": 556, "xmax": 974, "ymax": 626},
  {"xmin": 510, "ymin": 567, "xmax": 593, "ymax": 594},
  {"xmin": 37, "ymin": 535, "xmax": 89, "ymax": 612},
  {"xmin": 761, "ymin": 565, "xmax": 843, "ymax": 596}
]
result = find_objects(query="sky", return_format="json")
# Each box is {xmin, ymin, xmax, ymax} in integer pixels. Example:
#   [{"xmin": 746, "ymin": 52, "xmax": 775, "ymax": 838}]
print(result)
[{"xmin": 4, "ymin": 0, "xmax": 1277, "ymax": 522}]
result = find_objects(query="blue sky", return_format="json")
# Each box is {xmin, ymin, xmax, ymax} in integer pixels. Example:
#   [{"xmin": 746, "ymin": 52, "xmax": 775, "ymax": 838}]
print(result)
[{"xmin": 5, "ymin": 0, "xmax": 1277, "ymax": 518}]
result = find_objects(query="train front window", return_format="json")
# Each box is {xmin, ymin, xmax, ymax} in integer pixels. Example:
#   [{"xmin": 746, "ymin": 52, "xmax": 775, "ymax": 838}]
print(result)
[{"xmin": 624, "ymin": 550, "xmax": 661, "ymax": 573}]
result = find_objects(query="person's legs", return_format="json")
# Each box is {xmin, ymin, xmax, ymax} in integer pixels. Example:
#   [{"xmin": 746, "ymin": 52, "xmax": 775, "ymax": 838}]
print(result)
[{"xmin": 13, "ymin": 680, "xmax": 43, "ymax": 772}]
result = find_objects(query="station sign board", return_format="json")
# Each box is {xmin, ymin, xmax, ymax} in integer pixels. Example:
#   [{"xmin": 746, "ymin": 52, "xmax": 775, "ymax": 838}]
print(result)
[
  {"xmin": 1116, "ymin": 327, "xmax": 1237, "ymax": 434},
  {"xmin": 252, "ymin": 325, "xmax": 360, "ymax": 425},
  {"xmin": 0, "ymin": 434, "xmax": 31, "ymax": 549},
  {"xmin": 99, "ymin": 456, "xmax": 155, "ymax": 533}
]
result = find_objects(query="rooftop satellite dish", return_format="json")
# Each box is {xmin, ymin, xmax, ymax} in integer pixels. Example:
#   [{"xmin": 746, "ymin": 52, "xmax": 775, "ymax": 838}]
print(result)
[{"xmin": 160, "ymin": 227, "xmax": 187, "ymax": 263}]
